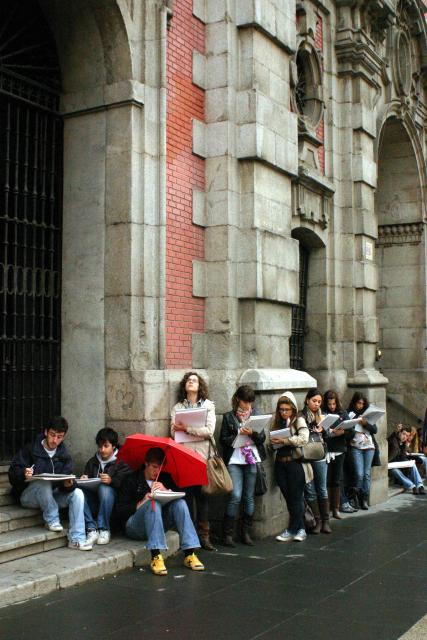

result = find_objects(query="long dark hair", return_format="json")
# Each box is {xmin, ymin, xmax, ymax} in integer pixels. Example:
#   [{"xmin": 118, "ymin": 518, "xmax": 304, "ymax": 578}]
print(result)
[
  {"xmin": 322, "ymin": 389, "xmax": 343, "ymax": 414},
  {"xmin": 348, "ymin": 391, "xmax": 369, "ymax": 415},
  {"xmin": 177, "ymin": 371, "xmax": 209, "ymax": 403}
]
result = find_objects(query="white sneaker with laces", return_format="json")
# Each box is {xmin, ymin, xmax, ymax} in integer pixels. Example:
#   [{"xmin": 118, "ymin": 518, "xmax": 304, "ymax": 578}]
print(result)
[
  {"xmin": 275, "ymin": 529, "xmax": 294, "ymax": 542},
  {"xmin": 86, "ymin": 530, "xmax": 99, "ymax": 545},
  {"xmin": 46, "ymin": 522, "xmax": 63, "ymax": 533},
  {"xmin": 96, "ymin": 530, "xmax": 111, "ymax": 545},
  {"xmin": 293, "ymin": 529, "xmax": 307, "ymax": 542},
  {"xmin": 68, "ymin": 540, "xmax": 93, "ymax": 551}
]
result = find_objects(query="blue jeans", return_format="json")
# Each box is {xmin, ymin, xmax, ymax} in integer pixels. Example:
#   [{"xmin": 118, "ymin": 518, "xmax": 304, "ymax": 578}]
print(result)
[
  {"xmin": 20, "ymin": 481, "xmax": 86, "ymax": 543},
  {"xmin": 226, "ymin": 463, "xmax": 257, "ymax": 517},
  {"xmin": 351, "ymin": 447, "xmax": 375, "ymax": 494},
  {"xmin": 305, "ymin": 459, "xmax": 328, "ymax": 502},
  {"xmin": 390, "ymin": 466, "xmax": 423, "ymax": 490},
  {"xmin": 83, "ymin": 484, "xmax": 116, "ymax": 531},
  {"xmin": 125, "ymin": 498, "xmax": 200, "ymax": 551}
]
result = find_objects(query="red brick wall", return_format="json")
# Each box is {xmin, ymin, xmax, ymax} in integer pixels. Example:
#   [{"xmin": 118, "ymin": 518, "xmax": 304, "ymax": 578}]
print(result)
[{"xmin": 165, "ymin": 1, "xmax": 205, "ymax": 368}]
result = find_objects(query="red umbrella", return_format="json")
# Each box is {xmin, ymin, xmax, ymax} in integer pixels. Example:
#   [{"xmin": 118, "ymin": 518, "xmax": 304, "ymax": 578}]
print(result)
[{"xmin": 117, "ymin": 433, "xmax": 208, "ymax": 488}]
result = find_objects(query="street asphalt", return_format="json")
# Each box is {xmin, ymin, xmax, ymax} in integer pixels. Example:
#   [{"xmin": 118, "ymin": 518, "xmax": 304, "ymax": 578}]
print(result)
[{"xmin": 1, "ymin": 491, "xmax": 427, "ymax": 640}]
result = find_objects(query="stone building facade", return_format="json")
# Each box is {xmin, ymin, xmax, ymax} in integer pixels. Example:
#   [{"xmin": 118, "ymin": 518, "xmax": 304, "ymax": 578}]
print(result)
[{"xmin": 2, "ymin": 0, "xmax": 427, "ymax": 535}]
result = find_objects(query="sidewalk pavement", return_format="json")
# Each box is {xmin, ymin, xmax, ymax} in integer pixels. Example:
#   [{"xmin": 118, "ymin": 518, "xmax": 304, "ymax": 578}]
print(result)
[{"xmin": 1, "ymin": 491, "xmax": 427, "ymax": 640}]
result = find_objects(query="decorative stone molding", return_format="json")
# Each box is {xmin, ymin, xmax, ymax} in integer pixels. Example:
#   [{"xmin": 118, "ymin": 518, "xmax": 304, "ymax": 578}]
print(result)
[
  {"xmin": 360, "ymin": 0, "xmax": 395, "ymax": 45},
  {"xmin": 292, "ymin": 40, "xmax": 323, "ymax": 132},
  {"xmin": 293, "ymin": 166, "xmax": 334, "ymax": 230},
  {"xmin": 393, "ymin": 28, "xmax": 412, "ymax": 96},
  {"xmin": 376, "ymin": 222, "xmax": 423, "ymax": 246}
]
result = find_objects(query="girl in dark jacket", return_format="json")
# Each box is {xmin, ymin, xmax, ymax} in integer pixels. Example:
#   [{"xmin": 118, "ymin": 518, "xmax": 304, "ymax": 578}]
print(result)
[
  {"xmin": 347, "ymin": 392, "xmax": 377, "ymax": 510},
  {"xmin": 220, "ymin": 385, "xmax": 266, "ymax": 547},
  {"xmin": 303, "ymin": 388, "xmax": 331, "ymax": 534},
  {"xmin": 322, "ymin": 390, "xmax": 352, "ymax": 519}
]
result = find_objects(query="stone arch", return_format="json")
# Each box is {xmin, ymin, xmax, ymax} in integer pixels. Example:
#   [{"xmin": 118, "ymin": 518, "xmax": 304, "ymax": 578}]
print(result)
[
  {"xmin": 375, "ymin": 113, "xmax": 427, "ymax": 420},
  {"xmin": 31, "ymin": 0, "xmax": 136, "ymax": 461},
  {"xmin": 39, "ymin": 0, "xmax": 133, "ymax": 92}
]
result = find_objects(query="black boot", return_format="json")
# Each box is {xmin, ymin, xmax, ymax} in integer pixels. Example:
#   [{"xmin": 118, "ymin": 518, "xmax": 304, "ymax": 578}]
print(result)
[
  {"xmin": 222, "ymin": 515, "xmax": 236, "ymax": 547},
  {"xmin": 331, "ymin": 486, "xmax": 343, "ymax": 519},
  {"xmin": 348, "ymin": 487, "xmax": 360, "ymax": 511},
  {"xmin": 319, "ymin": 498, "xmax": 332, "ymax": 534},
  {"xmin": 360, "ymin": 491, "xmax": 369, "ymax": 510},
  {"xmin": 241, "ymin": 513, "xmax": 255, "ymax": 546},
  {"xmin": 308, "ymin": 500, "xmax": 321, "ymax": 534}
]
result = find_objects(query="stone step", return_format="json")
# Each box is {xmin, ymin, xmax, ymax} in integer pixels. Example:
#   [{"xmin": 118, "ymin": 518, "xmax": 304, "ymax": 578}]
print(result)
[
  {"xmin": 0, "ymin": 485, "xmax": 14, "ymax": 507},
  {"xmin": 0, "ymin": 505, "xmax": 44, "ymax": 533},
  {"xmin": 0, "ymin": 525, "xmax": 67, "ymax": 564},
  {"xmin": 0, "ymin": 465, "xmax": 9, "ymax": 485},
  {"xmin": 0, "ymin": 530, "xmax": 180, "ymax": 608}
]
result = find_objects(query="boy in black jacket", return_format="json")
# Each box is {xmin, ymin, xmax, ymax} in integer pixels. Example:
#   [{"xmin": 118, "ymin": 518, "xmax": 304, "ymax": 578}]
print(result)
[
  {"xmin": 8, "ymin": 416, "xmax": 92, "ymax": 551},
  {"xmin": 115, "ymin": 447, "xmax": 204, "ymax": 576},
  {"xmin": 81, "ymin": 427, "xmax": 132, "ymax": 545}
]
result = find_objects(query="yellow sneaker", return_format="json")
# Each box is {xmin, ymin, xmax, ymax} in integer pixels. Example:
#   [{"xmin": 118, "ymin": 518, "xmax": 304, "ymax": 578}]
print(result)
[
  {"xmin": 150, "ymin": 553, "xmax": 168, "ymax": 576},
  {"xmin": 183, "ymin": 552, "xmax": 205, "ymax": 571}
]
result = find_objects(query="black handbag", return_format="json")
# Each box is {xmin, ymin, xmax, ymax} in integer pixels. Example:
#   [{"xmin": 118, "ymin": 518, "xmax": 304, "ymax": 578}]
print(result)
[
  {"xmin": 371, "ymin": 435, "xmax": 381, "ymax": 467},
  {"xmin": 254, "ymin": 462, "xmax": 268, "ymax": 496}
]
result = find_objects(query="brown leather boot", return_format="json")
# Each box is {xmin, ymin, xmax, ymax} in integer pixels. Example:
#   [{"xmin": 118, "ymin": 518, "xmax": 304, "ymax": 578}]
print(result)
[
  {"xmin": 331, "ymin": 486, "xmax": 343, "ymax": 519},
  {"xmin": 308, "ymin": 500, "xmax": 321, "ymax": 534},
  {"xmin": 241, "ymin": 513, "xmax": 255, "ymax": 546},
  {"xmin": 319, "ymin": 498, "xmax": 332, "ymax": 533},
  {"xmin": 197, "ymin": 521, "xmax": 216, "ymax": 551},
  {"xmin": 222, "ymin": 515, "xmax": 236, "ymax": 547}
]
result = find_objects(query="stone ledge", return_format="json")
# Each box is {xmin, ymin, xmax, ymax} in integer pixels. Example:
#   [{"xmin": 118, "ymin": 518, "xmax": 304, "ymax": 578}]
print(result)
[
  {"xmin": 0, "ymin": 531, "xmax": 180, "ymax": 609},
  {"xmin": 239, "ymin": 368, "xmax": 317, "ymax": 391}
]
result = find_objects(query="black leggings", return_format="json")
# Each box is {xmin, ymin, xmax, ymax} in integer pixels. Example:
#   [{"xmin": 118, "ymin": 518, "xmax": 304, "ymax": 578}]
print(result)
[
  {"xmin": 275, "ymin": 460, "xmax": 305, "ymax": 534},
  {"xmin": 327, "ymin": 454, "xmax": 345, "ymax": 488}
]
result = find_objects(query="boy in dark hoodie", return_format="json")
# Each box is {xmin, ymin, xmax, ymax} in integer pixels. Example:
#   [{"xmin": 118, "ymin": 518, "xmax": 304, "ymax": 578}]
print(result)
[
  {"xmin": 9, "ymin": 416, "xmax": 92, "ymax": 551},
  {"xmin": 81, "ymin": 427, "xmax": 131, "ymax": 545}
]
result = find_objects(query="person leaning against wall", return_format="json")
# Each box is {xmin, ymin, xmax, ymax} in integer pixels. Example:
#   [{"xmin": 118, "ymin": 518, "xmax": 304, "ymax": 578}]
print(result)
[
  {"xmin": 170, "ymin": 371, "xmax": 216, "ymax": 550},
  {"xmin": 219, "ymin": 384, "xmax": 266, "ymax": 547},
  {"xmin": 270, "ymin": 391, "xmax": 313, "ymax": 543}
]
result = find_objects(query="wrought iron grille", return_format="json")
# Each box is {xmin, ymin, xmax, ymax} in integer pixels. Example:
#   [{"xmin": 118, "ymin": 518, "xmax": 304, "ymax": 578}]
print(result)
[
  {"xmin": 290, "ymin": 245, "xmax": 309, "ymax": 371},
  {"xmin": 0, "ymin": 1, "xmax": 62, "ymax": 461}
]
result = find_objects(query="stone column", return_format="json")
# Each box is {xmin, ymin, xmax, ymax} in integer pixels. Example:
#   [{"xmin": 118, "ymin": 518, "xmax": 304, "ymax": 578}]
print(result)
[{"xmin": 335, "ymin": 0, "xmax": 389, "ymax": 503}]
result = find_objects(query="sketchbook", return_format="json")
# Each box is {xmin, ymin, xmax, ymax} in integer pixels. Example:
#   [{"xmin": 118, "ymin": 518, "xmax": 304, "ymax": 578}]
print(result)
[
  {"xmin": 338, "ymin": 419, "xmax": 360, "ymax": 431},
  {"xmin": 362, "ymin": 405, "xmax": 385, "ymax": 425},
  {"xmin": 26, "ymin": 473, "xmax": 76, "ymax": 482},
  {"xmin": 151, "ymin": 490, "xmax": 185, "ymax": 505},
  {"xmin": 269, "ymin": 427, "xmax": 291, "ymax": 450},
  {"xmin": 387, "ymin": 460, "xmax": 415, "ymax": 470},
  {"xmin": 76, "ymin": 478, "xmax": 102, "ymax": 490},
  {"xmin": 174, "ymin": 408, "xmax": 207, "ymax": 443},
  {"xmin": 317, "ymin": 414, "xmax": 340, "ymax": 432},
  {"xmin": 244, "ymin": 414, "xmax": 272, "ymax": 433}
]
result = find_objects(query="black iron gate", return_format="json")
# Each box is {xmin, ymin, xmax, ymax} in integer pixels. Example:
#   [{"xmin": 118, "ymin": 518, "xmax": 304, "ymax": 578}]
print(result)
[
  {"xmin": 290, "ymin": 245, "xmax": 309, "ymax": 371},
  {"xmin": 0, "ymin": 1, "xmax": 62, "ymax": 460}
]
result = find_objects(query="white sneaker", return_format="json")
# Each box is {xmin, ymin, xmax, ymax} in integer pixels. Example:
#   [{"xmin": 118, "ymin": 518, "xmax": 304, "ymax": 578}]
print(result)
[
  {"xmin": 96, "ymin": 530, "xmax": 111, "ymax": 545},
  {"xmin": 68, "ymin": 540, "xmax": 93, "ymax": 551},
  {"xmin": 275, "ymin": 530, "xmax": 294, "ymax": 542},
  {"xmin": 46, "ymin": 522, "xmax": 63, "ymax": 533},
  {"xmin": 86, "ymin": 530, "xmax": 99, "ymax": 545},
  {"xmin": 293, "ymin": 529, "xmax": 307, "ymax": 542}
]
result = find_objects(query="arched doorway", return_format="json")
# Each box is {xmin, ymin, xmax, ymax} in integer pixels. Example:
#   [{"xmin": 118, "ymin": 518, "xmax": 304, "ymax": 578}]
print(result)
[
  {"xmin": 376, "ymin": 116, "xmax": 425, "ymax": 420},
  {"xmin": 0, "ymin": 0, "xmax": 62, "ymax": 459}
]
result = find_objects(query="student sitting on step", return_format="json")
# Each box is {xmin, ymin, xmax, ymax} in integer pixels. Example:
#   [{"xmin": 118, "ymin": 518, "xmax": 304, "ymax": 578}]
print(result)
[
  {"xmin": 8, "ymin": 417, "xmax": 93, "ymax": 551},
  {"xmin": 115, "ymin": 447, "xmax": 205, "ymax": 576},
  {"xmin": 81, "ymin": 427, "xmax": 132, "ymax": 545}
]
